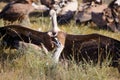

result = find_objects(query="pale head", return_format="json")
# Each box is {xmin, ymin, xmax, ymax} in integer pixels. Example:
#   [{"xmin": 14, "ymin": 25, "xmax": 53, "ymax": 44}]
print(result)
[
  {"xmin": 115, "ymin": 0, "xmax": 120, "ymax": 5},
  {"xmin": 96, "ymin": 0, "xmax": 101, "ymax": 3},
  {"xmin": 50, "ymin": 9, "xmax": 57, "ymax": 17},
  {"xmin": 49, "ymin": 9, "xmax": 60, "ymax": 35},
  {"xmin": 59, "ymin": 0, "xmax": 68, "ymax": 7}
]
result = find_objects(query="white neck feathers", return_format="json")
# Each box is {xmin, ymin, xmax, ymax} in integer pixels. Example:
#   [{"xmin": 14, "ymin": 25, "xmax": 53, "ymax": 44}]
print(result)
[
  {"xmin": 50, "ymin": 9, "xmax": 60, "ymax": 32},
  {"xmin": 115, "ymin": 0, "xmax": 120, "ymax": 6},
  {"xmin": 52, "ymin": 38, "xmax": 64, "ymax": 63}
]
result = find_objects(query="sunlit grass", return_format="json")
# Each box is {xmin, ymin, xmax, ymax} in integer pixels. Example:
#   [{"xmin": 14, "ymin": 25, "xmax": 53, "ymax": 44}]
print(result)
[{"xmin": 0, "ymin": 48, "xmax": 119, "ymax": 80}]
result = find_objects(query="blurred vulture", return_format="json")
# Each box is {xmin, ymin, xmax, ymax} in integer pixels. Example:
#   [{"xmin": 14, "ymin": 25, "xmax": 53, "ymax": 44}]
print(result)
[
  {"xmin": 40, "ymin": 0, "xmax": 73, "ymax": 8},
  {"xmin": 75, "ymin": 0, "xmax": 120, "ymax": 32},
  {"xmin": 40, "ymin": 0, "xmax": 55, "ymax": 8},
  {"xmin": 92, "ymin": 0, "xmax": 120, "ymax": 32},
  {"xmin": 40, "ymin": 0, "xmax": 78, "ymax": 24},
  {"xmin": 39, "ymin": 0, "xmax": 56, "ymax": 16},
  {"xmin": 108, "ymin": 0, "xmax": 120, "ymax": 31},
  {"xmin": 0, "ymin": 0, "xmax": 49, "ymax": 26},
  {"xmin": 75, "ymin": 0, "xmax": 104, "ymax": 23},
  {"xmin": 75, "ymin": 1, "xmax": 107, "ymax": 24},
  {"xmin": 56, "ymin": 0, "xmax": 78, "ymax": 24}
]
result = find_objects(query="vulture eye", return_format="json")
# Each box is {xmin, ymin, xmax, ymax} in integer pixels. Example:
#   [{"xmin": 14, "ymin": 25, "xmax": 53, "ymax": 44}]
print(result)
[{"xmin": 65, "ymin": 1, "xmax": 67, "ymax": 4}]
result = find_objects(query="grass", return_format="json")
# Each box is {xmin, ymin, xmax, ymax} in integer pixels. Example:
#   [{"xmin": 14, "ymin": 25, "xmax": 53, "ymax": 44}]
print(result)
[
  {"xmin": 0, "ymin": 46, "xmax": 120, "ymax": 80},
  {"xmin": 0, "ymin": 1, "xmax": 120, "ymax": 80}
]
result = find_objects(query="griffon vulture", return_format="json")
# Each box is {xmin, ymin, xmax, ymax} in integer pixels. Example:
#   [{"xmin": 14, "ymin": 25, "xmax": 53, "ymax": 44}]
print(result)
[
  {"xmin": 91, "ymin": 0, "xmax": 120, "ymax": 32},
  {"xmin": 0, "ymin": 0, "xmax": 49, "ymax": 26},
  {"xmin": 75, "ymin": 2, "xmax": 108, "ymax": 24},
  {"xmin": 0, "ymin": 9, "xmax": 120, "ymax": 67},
  {"xmin": 56, "ymin": 0, "xmax": 78, "ymax": 24}
]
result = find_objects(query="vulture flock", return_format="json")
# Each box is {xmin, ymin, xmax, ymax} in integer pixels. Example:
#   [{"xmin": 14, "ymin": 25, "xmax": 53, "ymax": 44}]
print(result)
[{"xmin": 0, "ymin": 0, "xmax": 120, "ymax": 70}]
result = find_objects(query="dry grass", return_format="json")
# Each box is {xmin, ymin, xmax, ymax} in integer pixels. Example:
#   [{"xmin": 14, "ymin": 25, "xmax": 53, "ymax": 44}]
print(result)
[
  {"xmin": 0, "ymin": 47, "xmax": 119, "ymax": 80},
  {"xmin": 0, "ymin": 1, "xmax": 120, "ymax": 80}
]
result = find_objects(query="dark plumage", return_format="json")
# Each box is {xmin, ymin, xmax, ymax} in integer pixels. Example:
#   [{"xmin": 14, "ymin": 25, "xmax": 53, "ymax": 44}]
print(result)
[
  {"xmin": 40, "ymin": 0, "xmax": 78, "ymax": 24},
  {"xmin": 57, "ymin": 11, "xmax": 75, "ymax": 24},
  {"xmin": 0, "ymin": 0, "xmax": 49, "ymax": 25},
  {"xmin": 91, "ymin": 0, "xmax": 120, "ymax": 32},
  {"xmin": 75, "ymin": 3, "xmax": 107, "ymax": 24},
  {"xmin": 0, "ymin": 25, "xmax": 54, "ymax": 51},
  {"xmin": 108, "ymin": 0, "xmax": 120, "ymax": 31},
  {"xmin": 0, "ymin": 1, "xmax": 33, "ymax": 23},
  {"xmin": 0, "ymin": 25, "xmax": 120, "ymax": 68},
  {"xmin": 57, "ymin": 0, "xmax": 78, "ymax": 24},
  {"xmin": 62, "ymin": 33, "xmax": 120, "ymax": 67},
  {"xmin": 82, "ymin": 0, "xmax": 102, "ymax": 4},
  {"xmin": 40, "ymin": 0, "xmax": 55, "ymax": 8},
  {"xmin": 91, "ymin": 8, "xmax": 118, "ymax": 32},
  {"xmin": 76, "ymin": 0, "xmax": 120, "ymax": 32}
]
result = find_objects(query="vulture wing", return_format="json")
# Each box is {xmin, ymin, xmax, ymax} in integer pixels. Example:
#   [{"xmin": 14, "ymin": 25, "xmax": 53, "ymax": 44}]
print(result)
[
  {"xmin": 62, "ymin": 33, "xmax": 120, "ymax": 66},
  {"xmin": 0, "ymin": 25, "xmax": 53, "ymax": 51}
]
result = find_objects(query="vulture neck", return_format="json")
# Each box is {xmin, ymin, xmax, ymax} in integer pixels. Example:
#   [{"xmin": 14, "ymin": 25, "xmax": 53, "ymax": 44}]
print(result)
[
  {"xmin": 49, "ymin": 10, "xmax": 64, "ymax": 64},
  {"xmin": 51, "ymin": 10, "xmax": 60, "ymax": 32}
]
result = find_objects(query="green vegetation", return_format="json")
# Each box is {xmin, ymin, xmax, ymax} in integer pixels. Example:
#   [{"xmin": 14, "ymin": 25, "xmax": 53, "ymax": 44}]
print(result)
[{"xmin": 0, "ymin": 1, "xmax": 120, "ymax": 80}]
